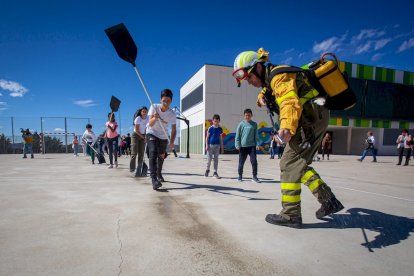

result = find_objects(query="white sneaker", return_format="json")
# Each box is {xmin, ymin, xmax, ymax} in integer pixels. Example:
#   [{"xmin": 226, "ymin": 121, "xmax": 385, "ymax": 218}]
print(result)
[{"xmin": 108, "ymin": 164, "xmax": 113, "ymax": 169}]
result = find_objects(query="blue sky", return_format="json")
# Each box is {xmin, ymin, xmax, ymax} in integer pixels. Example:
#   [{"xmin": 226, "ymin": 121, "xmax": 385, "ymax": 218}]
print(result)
[{"xmin": 1, "ymin": 0, "xmax": 413, "ymax": 137}]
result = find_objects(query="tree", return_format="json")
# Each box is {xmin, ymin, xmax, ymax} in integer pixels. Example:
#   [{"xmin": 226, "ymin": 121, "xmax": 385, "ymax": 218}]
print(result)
[{"xmin": 0, "ymin": 134, "xmax": 13, "ymax": 153}]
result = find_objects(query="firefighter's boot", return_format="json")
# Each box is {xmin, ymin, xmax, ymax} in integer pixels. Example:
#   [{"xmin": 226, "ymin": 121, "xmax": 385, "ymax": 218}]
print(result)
[
  {"xmin": 265, "ymin": 214, "xmax": 302, "ymax": 229},
  {"xmin": 315, "ymin": 197, "xmax": 344, "ymax": 219}
]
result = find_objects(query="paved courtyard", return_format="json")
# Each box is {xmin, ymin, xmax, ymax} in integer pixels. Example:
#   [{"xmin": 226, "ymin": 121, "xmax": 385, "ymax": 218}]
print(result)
[{"xmin": 0, "ymin": 153, "xmax": 413, "ymax": 275}]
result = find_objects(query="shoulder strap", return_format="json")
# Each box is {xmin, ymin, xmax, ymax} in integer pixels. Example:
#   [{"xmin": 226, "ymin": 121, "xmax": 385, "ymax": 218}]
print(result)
[{"xmin": 269, "ymin": 66, "xmax": 304, "ymax": 80}]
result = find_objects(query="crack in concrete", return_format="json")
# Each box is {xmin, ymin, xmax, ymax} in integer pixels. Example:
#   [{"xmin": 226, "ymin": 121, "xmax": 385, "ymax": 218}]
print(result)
[{"xmin": 117, "ymin": 214, "xmax": 123, "ymax": 276}]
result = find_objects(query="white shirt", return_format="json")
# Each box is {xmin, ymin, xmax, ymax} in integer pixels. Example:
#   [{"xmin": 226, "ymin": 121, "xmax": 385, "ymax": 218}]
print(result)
[
  {"xmin": 367, "ymin": 135, "xmax": 375, "ymax": 146},
  {"xmin": 82, "ymin": 130, "xmax": 96, "ymax": 144},
  {"xmin": 146, "ymin": 104, "xmax": 176, "ymax": 139},
  {"xmin": 134, "ymin": 116, "xmax": 149, "ymax": 134}
]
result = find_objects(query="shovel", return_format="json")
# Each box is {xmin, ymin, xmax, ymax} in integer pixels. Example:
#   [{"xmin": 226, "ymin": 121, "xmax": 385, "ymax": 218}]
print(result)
[{"xmin": 105, "ymin": 23, "xmax": 177, "ymax": 157}]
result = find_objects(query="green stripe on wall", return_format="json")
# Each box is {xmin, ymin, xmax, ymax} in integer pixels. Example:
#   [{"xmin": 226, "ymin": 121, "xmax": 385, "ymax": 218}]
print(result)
[
  {"xmin": 357, "ymin": 64, "xmax": 364, "ymax": 79},
  {"xmin": 383, "ymin": 120, "xmax": 390, "ymax": 128},
  {"xmin": 355, "ymin": 119, "xmax": 370, "ymax": 127},
  {"xmin": 345, "ymin": 62, "xmax": 353, "ymax": 77},
  {"xmin": 399, "ymin": 121, "xmax": 409, "ymax": 130},
  {"xmin": 329, "ymin": 117, "xmax": 337, "ymax": 126},
  {"xmin": 375, "ymin": 67, "xmax": 383, "ymax": 81},
  {"xmin": 342, "ymin": 118, "xmax": 349, "ymax": 126},
  {"xmin": 372, "ymin": 120, "xmax": 379, "ymax": 128},
  {"xmin": 403, "ymin": 71, "xmax": 414, "ymax": 85},
  {"xmin": 386, "ymin": 68, "xmax": 395, "ymax": 82},
  {"xmin": 364, "ymin": 65, "xmax": 374, "ymax": 80}
]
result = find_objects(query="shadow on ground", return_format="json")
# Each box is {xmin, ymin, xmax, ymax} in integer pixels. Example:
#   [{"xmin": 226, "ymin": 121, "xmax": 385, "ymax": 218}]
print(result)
[
  {"xmin": 164, "ymin": 181, "xmax": 277, "ymax": 200},
  {"xmin": 305, "ymin": 208, "xmax": 414, "ymax": 252}
]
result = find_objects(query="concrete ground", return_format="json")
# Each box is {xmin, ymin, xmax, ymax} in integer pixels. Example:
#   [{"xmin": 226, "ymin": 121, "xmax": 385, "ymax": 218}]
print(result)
[{"xmin": 0, "ymin": 152, "xmax": 413, "ymax": 276}]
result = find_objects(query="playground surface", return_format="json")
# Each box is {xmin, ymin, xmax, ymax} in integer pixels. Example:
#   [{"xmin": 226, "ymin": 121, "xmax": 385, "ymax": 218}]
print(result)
[{"xmin": 0, "ymin": 153, "xmax": 413, "ymax": 275}]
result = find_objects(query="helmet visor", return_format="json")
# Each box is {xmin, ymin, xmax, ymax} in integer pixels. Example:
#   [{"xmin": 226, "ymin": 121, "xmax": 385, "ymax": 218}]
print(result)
[{"xmin": 232, "ymin": 66, "xmax": 254, "ymax": 83}]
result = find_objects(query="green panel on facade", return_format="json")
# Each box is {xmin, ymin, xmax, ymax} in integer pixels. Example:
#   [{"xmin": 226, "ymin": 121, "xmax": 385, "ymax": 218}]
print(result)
[
  {"xmin": 361, "ymin": 119, "xmax": 370, "ymax": 127},
  {"xmin": 345, "ymin": 62, "xmax": 353, "ymax": 76},
  {"xmin": 329, "ymin": 118, "xmax": 337, "ymax": 126},
  {"xmin": 399, "ymin": 121, "xmax": 409, "ymax": 130},
  {"xmin": 386, "ymin": 68, "xmax": 395, "ymax": 83},
  {"xmin": 403, "ymin": 71, "xmax": 414, "ymax": 85},
  {"xmin": 364, "ymin": 65, "xmax": 374, "ymax": 80},
  {"xmin": 372, "ymin": 120, "xmax": 379, "ymax": 128},
  {"xmin": 342, "ymin": 118, "xmax": 349, "ymax": 126},
  {"xmin": 383, "ymin": 120, "xmax": 390, "ymax": 128},
  {"xmin": 375, "ymin": 67, "xmax": 383, "ymax": 81},
  {"xmin": 181, "ymin": 124, "xmax": 204, "ymax": 155}
]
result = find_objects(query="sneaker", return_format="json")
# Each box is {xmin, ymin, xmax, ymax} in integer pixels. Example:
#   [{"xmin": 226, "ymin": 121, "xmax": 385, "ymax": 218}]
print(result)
[
  {"xmin": 157, "ymin": 174, "xmax": 165, "ymax": 182},
  {"xmin": 265, "ymin": 214, "xmax": 302, "ymax": 229},
  {"xmin": 252, "ymin": 176, "xmax": 261, "ymax": 183},
  {"xmin": 372, "ymin": 160, "xmax": 377, "ymax": 162},
  {"xmin": 315, "ymin": 197, "xmax": 344, "ymax": 219},
  {"xmin": 23, "ymin": 156, "xmax": 27, "ymax": 159},
  {"xmin": 152, "ymin": 178, "xmax": 162, "ymax": 190},
  {"xmin": 205, "ymin": 169, "xmax": 210, "ymax": 177},
  {"xmin": 213, "ymin": 172, "xmax": 221, "ymax": 179},
  {"xmin": 31, "ymin": 155, "xmax": 34, "ymax": 159},
  {"xmin": 108, "ymin": 164, "xmax": 113, "ymax": 169},
  {"xmin": 92, "ymin": 160, "xmax": 95, "ymax": 164},
  {"xmin": 357, "ymin": 159, "xmax": 362, "ymax": 162},
  {"xmin": 237, "ymin": 175, "xmax": 242, "ymax": 182},
  {"xmin": 115, "ymin": 161, "xmax": 118, "ymax": 168}
]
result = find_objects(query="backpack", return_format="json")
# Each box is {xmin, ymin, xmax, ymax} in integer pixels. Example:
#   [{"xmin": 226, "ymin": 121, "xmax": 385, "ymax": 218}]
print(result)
[{"xmin": 267, "ymin": 53, "xmax": 357, "ymax": 110}]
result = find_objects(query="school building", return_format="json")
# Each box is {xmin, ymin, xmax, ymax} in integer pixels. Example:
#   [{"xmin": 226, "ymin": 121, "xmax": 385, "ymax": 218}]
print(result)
[{"xmin": 179, "ymin": 62, "xmax": 414, "ymax": 156}]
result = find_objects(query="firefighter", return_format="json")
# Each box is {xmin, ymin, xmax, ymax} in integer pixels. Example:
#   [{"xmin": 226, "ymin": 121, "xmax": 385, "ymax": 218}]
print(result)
[{"xmin": 232, "ymin": 48, "xmax": 344, "ymax": 228}]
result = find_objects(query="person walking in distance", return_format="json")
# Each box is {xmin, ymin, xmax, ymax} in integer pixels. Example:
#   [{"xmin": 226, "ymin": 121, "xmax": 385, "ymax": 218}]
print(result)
[
  {"xmin": 72, "ymin": 135, "xmax": 79, "ymax": 157},
  {"xmin": 269, "ymin": 134, "xmax": 277, "ymax": 159},
  {"xmin": 232, "ymin": 48, "xmax": 343, "ymax": 228},
  {"xmin": 205, "ymin": 114, "xmax": 224, "ymax": 179},
  {"xmin": 130, "ymin": 106, "xmax": 149, "ymax": 173},
  {"xmin": 235, "ymin": 108, "xmax": 261, "ymax": 183},
  {"xmin": 358, "ymin": 131, "xmax": 377, "ymax": 162},
  {"xmin": 106, "ymin": 112, "xmax": 119, "ymax": 168},
  {"xmin": 146, "ymin": 89, "xmax": 177, "ymax": 190},
  {"xmin": 22, "ymin": 128, "xmax": 34, "ymax": 159},
  {"xmin": 396, "ymin": 129, "xmax": 412, "ymax": 166},
  {"xmin": 321, "ymin": 133, "xmax": 332, "ymax": 160},
  {"xmin": 82, "ymin": 124, "xmax": 97, "ymax": 165}
]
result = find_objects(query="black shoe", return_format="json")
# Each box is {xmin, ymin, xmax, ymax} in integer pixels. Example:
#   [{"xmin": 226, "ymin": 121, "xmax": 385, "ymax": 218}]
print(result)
[
  {"xmin": 403, "ymin": 164, "xmax": 408, "ymax": 166},
  {"xmin": 357, "ymin": 159, "xmax": 362, "ymax": 162},
  {"xmin": 265, "ymin": 214, "xmax": 302, "ymax": 229},
  {"xmin": 237, "ymin": 175, "xmax": 242, "ymax": 182},
  {"xmin": 31, "ymin": 155, "xmax": 34, "ymax": 159},
  {"xmin": 315, "ymin": 197, "xmax": 344, "ymax": 219},
  {"xmin": 152, "ymin": 178, "xmax": 162, "ymax": 190},
  {"xmin": 213, "ymin": 172, "xmax": 221, "ymax": 179},
  {"xmin": 252, "ymin": 176, "xmax": 261, "ymax": 183},
  {"xmin": 396, "ymin": 163, "xmax": 401, "ymax": 165},
  {"xmin": 205, "ymin": 169, "xmax": 210, "ymax": 177},
  {"xmin": 23, "ymin": 156, "xmax": 27, "ymax": 159},
  {"xmin": 157, "ymin": 174, "xmax": 165, "ymax": 182},
  {"xmin": 372, "ymin": 160, "xmax": 377, "ymax": 162}
]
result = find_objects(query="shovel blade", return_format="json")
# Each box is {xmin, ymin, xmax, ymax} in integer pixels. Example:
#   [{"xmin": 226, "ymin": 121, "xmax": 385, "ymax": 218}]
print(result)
[
  {"xmin": 110, "ymin": 96, "xmax": 121, "ymax": 112},
  {"xmin": 105, "ymin": 23, "xmax": 137, "ymax": 66}
]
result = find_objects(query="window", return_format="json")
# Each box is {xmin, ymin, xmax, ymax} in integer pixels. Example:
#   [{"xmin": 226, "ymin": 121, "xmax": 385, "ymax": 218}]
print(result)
[
  {"xmin": 331, "ymin": 78, "xmax": 414, "ymax": 120},
  {"xmin": 182, "ymin": 84, "xmax": 203, "ymax": 112}
]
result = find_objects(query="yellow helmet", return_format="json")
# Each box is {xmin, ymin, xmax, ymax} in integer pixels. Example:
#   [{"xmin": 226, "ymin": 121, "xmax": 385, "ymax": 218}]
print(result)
[{"xmin": 232, "ymin": 48, "xmax": 269, "ymax": 86}]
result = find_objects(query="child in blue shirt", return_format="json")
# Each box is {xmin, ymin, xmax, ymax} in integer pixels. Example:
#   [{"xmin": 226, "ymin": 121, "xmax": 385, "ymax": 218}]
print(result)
[{"xmin": 205, "ymin": 114, "xmax": 224, "ymax": 178}]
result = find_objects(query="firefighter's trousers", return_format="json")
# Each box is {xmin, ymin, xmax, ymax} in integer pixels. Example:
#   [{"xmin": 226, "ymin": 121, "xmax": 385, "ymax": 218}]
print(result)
[{"xmin": 279, "ymin": 103, "xmax": 336, "ymax": 219}]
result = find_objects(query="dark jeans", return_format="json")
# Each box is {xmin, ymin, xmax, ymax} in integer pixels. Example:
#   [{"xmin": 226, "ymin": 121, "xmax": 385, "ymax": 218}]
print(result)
[
  {"xmin": 130, "ymin": 132, "xmax": 145, "ymax": 171},
  {"xmin": 398, "ymin": 147, "xmax": 412, "ymax": 165},
  {"xmin": 107, "ymin": 137, "xmax": 118, "ymax": 165},
  {"xmin": 147, "ymin": 134, "xmax": 168, "ymax": 178},
  {"xmin": 238, "ymin": 146, "xmax": 257, "ymax": 177}
]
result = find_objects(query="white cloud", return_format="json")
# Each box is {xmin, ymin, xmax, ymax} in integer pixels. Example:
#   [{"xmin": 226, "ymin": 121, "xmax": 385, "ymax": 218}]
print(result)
[
  {"xmin": 397, "ymin": 38, "xmax": 414, "ymax": 53},
  {"xmin": 0, "ymin": 101, "xmax": 7, "ymax": 111},
  {"xmin": 374, "ymin": 38, "xmax": 391, "ymax": 50},
  {"xmin": 352, "ymin": 29, "xmax": 385, "ymax": 42},
  {"xmin": 54, "ymin": 128, "xmax": 65, "ymax": 132},
  {"xmin": 74, "ymin": 99, "xmax": 96, "ymax": 107},
  {"xmin": 0, "ymin": 79, "xmax": 28, "ymax": 97},
  {"xmin": 371, "ymin": 53, "xmax": 385, "ymax": 62},
  {"xmin": 356, "ymin": 41, "xmax": 372, "ymax": 54},
  {"xmin": 313, "ymin": 34, "xmax": 347, "ymax": 54},
  {"xmin": 281, "ymin": 57, "xmax": 293, "ymax": 65}
]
